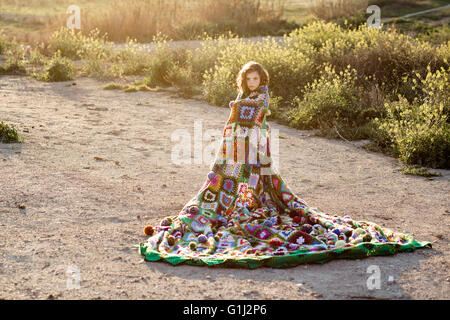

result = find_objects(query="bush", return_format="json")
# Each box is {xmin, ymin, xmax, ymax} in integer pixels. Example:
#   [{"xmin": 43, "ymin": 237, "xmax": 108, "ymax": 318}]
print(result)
[
  {"xmin": 286, "ymin": 21, "xmax": 449, "ymax": 96},
  {"xmin": 285, "ymin": 20, "xmax": 346, "ymax": 51},
  {"xmin": 202, "ymin": 36, "xmax": 315, "ymax": 107},
  {"xmin": 0, "ymin": 41, "xmax": 27, "ymax": 75},
  {"xmin": 103, "ymin": 82, "xmax": 125, "ymax": 90},
  {"xmin": 42, "ymin": 51, "xmax": 74, "ymax": 82},
  {"xmin": 142, "ymin": 53, "xmax": 175, "ymax": 87},
  {"xmin": 396, "ymin": 22, "xmax": 450, "ymax": 45},
  {"xmin": 47, "ymin": 27, "xmax": 112, "ymax": 60},
  {"xmin": 375, "ymin": 96, "xmax": 449, "ymax": 168},
  {"xmin": 165, "ymin": 64, "xmax": 196, "ymax": 87},
  {"xmin": 47, "ymin": 28, "xmax": 84, "ymax": 60},
  {"xmin": 0, "ymin": 59, "xmax": 27, "ymax": 75},
  {"xmin": 373, "ymin": 66, "xmax": 450, "ymax": 168},
  {"xmin": 286, "ymin": 64, "xmax": 382, "ymax": 140},
  {"xmin": 202, "ymin": 20, "xmax": 447, "ymax": 112},
  {"xmin": 0, "ymin": 121, "xmax": 23, "ymax": 143},
  {"xmin": 108, "ymin": 38, "xmax": 153, "ymax": 77}
]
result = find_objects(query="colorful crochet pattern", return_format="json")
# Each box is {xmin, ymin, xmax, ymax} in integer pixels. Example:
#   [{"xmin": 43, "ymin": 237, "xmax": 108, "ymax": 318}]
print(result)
[{"xmin": 138, "ymin": 84, "xmax": 432, "ymax": 268}]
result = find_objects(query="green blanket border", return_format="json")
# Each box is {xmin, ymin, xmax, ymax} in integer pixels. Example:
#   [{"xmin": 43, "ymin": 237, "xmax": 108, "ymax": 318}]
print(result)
[{"xmin": 138, "ymin": 236, "xmax": 432, "ymax": 269}]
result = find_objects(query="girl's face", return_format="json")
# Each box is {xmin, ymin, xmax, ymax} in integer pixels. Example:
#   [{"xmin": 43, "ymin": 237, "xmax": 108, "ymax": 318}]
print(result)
[{"xmin": 246, "ymin": 71, "xmax": 261, "ymax": 92}]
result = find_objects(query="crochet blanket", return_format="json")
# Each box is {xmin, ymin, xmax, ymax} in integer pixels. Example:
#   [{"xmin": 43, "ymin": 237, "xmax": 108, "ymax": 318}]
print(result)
[{"xmin": 138, "ymin": 84, "xmax": 432, "ymax": 268}]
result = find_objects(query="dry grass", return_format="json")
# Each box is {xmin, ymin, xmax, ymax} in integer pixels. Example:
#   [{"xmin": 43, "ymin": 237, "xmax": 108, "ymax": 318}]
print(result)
[
  {"xmin": 36, "ymin": 0, "xmax": 288, "ymax": 43},
  {"xmin": 307, "ymin": 0, "xmax": 369, "ymax": 21}
]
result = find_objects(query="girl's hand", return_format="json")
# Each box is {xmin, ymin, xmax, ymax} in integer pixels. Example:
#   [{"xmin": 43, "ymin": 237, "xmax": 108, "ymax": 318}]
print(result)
[{"xmin": 229, "ymin": 99, "xmax": 242, "ymax": 108}]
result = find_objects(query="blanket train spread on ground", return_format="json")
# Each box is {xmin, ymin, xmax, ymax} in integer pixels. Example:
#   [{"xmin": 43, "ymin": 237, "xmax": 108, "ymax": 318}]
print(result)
[{"xmin": 138, "ymin": 84, "xmax": 432, "ymax": 268}]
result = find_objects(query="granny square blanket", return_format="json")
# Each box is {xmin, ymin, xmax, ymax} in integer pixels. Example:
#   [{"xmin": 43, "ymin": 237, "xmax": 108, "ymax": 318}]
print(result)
[{"xmin": 138, "ymin": 84, "xmax": 432, "ymax": 268}]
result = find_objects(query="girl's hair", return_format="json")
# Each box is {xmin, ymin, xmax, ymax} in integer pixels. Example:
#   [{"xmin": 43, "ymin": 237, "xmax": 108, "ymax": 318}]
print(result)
[{"xmin": 235, "ymin": 61, "xmax": 270, "ymax": 95}]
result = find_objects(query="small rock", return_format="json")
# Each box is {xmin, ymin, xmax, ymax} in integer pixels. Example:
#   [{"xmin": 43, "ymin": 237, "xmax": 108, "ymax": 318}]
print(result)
[
  {"xmin": 47, "ymin": 294, "xmax": 55, "ymax": 300},
  {"xmin": 242, "ymin": 290, "xmax": 259, "ymax": 296}
]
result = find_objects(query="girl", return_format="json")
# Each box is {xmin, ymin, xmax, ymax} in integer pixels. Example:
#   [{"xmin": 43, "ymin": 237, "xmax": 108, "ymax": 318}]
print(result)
[{"xmin": 139, "ymin": 61, "xmax": 431, "ymax": 268}]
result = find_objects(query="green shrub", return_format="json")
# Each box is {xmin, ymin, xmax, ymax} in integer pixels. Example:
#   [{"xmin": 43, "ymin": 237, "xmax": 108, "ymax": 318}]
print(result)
[
  {"xmin": 375, "ymin": 96, "xmax": 449, "ymax": 168},
  {"xmin": 103, "ymin": 82, "xmax": 125, "ymax": 90},
  {"xmin": 0, "ymin": 121, "xmax": 23, "ymax": 143},
  {"xmin": 123, "ymin": 85, "xmax": 138, "ymax": 92},
  {"xmin": 47, "ymin": 27, "xmax": 112, "ymax": 60},
  {"xmin": 202, "ymin": 36, "xmax": 315, "ymax": 107},
  {"xmin": 80, "ymin": 57, "xmax": 105, "ymax": 79},
  {"xmin": 142, "ymin": 53, "xmax": 175, "ymax": 87},
  {"xmin": 189, "ymin": 32, "xmax": 239, "ymax": 79},
  {"xmin": 165, "ymin": 64, "xmax": 194, "ymax": 87},
  {"xmin": 287, "ymin": 21, "xmax": 448, "ymax": 97},
  {"xmin": 0, "ymin": 41, "xmax": 27, "ymax": 75},
  {"xmin": 28, "ymin": 45, "xmax": 47, "ymax": 66},
  {"xmin": 401, "ymin": 166, "xmax": 442, "ymax": 177},
  {"xmin": 285, "ymin": 20, "xmax": 346, "ymax": 51},
  {"xmin": 286, "ymin": 64, "xmax": 381, "ymax": 140},
  {"xmin": 372, "ymin": 65, "xmax": 450, "ymax": 168},
  {"xmin": 0, "ymin": 59, "xmax": 27, "ymax": 75},
  {"xmin": 47, "ymin": 28, "xmax": 84, "ymax": 60},
  {"xmin": 108, "ymin": 38, "xmax": 153, "ymax": 77},
  {"xmin": 42, "ymin": 51, "xmax": 74, "ymax": 82}
]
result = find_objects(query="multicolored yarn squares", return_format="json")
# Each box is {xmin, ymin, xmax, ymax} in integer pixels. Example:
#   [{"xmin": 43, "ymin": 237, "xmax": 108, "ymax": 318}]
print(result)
[{"xmin": 139, "ymin": 84, "xmax": 432, "ymax": 269}]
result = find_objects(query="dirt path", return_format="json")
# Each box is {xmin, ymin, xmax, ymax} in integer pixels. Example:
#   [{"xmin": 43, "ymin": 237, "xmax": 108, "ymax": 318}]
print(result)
[{"xmin": 0, "ymin": 76, "xmax": 449, "ymax": 300}]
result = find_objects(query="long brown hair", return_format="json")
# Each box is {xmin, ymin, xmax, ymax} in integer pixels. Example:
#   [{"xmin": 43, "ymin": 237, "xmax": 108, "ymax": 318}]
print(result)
[{"xmin": 235, "ymin": 61, "xmax": 270, "ymax": 96}]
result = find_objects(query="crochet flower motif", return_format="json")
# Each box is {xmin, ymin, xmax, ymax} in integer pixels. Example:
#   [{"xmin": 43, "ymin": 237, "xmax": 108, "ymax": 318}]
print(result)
[
  {"xmin": 240, "ymin": 105, "xmax": 256, "ymax": 120},
  {"xmin": 296, "ymin": 236, "xmax": 305, "ymax": 245}
]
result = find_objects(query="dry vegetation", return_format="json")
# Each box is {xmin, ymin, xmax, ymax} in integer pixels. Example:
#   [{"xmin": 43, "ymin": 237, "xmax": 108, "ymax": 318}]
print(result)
[{"xmin": 1, "ymin": 0, "xmax": 295, "ymax": 43}]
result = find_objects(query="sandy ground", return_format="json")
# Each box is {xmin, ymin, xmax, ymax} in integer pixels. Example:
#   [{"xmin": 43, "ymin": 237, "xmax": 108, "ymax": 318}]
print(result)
[{"xmin": 0, "ymin": 75, "xmax": 449, "ymax": 300}]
